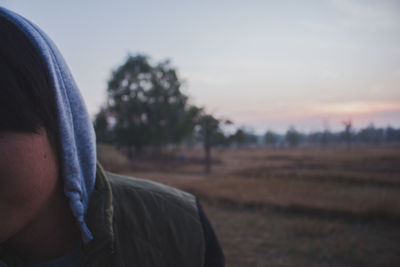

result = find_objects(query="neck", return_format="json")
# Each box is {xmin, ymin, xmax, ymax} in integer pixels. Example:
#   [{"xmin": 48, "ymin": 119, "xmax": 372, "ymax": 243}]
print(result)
[{"xmin": 5, "ymin": 184, "xmax": 81, "ymax": 262}]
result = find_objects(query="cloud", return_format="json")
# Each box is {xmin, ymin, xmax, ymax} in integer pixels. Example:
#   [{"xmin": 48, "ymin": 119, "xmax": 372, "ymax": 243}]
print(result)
[
  {"xmin": 331, "ymin": 0, "xmax": 400, "ymax": 29},
  {"xmin": 312, "ymin": 100, "xmax": 400, "ymax": 115}
]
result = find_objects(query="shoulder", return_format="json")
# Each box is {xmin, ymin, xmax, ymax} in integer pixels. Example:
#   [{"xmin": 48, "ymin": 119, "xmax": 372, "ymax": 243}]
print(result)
[
  {"xmin": 105, "ymin": 171, "xmax": 198, "ymax": 216},
  {"xmin": 102, "ymin": 171, "xmax": 206, "ymax": 266}
]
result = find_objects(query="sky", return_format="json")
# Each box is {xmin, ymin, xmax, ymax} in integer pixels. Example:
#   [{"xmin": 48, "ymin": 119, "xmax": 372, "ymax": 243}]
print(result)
[{"xmin": 1, "ymin": 0, "xmax": 400, "ymax": 134}]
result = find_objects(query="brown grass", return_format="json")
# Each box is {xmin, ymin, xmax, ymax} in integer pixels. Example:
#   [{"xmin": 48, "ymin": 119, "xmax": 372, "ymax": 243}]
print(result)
[
  {"xmin": 203, "ymin": 202, "xmax": 400, "ymax": 267},
  {"xmin": 98, "ymin": 145, "xmax": 400, "ymax": 266}
]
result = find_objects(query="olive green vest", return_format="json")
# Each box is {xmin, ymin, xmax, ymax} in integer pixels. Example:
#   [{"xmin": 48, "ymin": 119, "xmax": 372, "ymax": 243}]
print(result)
[{"xmin": 80, "ymin": 164, "xmax": 205, "ymax": 267}]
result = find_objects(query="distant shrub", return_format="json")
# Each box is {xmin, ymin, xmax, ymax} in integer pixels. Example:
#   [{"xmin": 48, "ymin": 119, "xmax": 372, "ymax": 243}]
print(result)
[{"xmin": 97, "ymin": 143, "xmax": 131, "ymax": 172}]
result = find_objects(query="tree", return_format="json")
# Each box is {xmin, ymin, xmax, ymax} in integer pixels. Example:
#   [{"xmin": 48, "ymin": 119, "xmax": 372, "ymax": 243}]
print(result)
[
  {"xmin": 342, "ymin": 119, "xmax": 352, "ymax": 150},
  {"xmin": 285, "ymin": 126, "xmax": 301, "ymax": 147},
  {"xmin": 264, "ymin": 130, "xmax": 279, "ymax": 147},
  {"xmin": 93, "ymin": 107, "xmax": 112, "ymax": 144},
  {"xmin": 196, "ymin": 114, "xmax": 231, "ymax": 173},
  {"xmin": 230, "ymin": 127, "xmax": 258, "ymax": 148},
  {"xmin": 385, "ymin": 126, "xmax": 400, "ymax": 143},
  {"xmin": 99, "ymin": 54, "xmax": 200, "ymax": 158},
  {"xmin": 320, "ymin": 129, "xmax": 331, "ymax": 147},
  {"xmin": 356, "ymin": 123, "xmax": 384, "ymax": 144},
  {"xmin": 230, "ymin": 128, "xmax": 245, "ymax": 147}
]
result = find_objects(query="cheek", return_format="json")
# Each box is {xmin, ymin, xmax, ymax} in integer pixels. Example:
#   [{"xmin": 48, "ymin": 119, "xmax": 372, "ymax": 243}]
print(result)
[{"xmin": 0, "ymin": 136, "xmax": 58, "ymax": 242}]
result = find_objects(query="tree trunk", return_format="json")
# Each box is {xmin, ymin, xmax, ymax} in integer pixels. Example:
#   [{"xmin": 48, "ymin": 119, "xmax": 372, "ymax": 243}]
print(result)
[
  {"xmin": 135, "ymin": 144, "xmax": 142, "ymax": 158},
  {"xmin": 204, "ymin": 133, "xmax": 211, "ymax": 174},
  {"xmin": 127, "ymin": 146, "xmax": 134, "ymax": 160},
  {"xmin": 346, "ymin": 132, "xmax": 351, "ymax": 151}
]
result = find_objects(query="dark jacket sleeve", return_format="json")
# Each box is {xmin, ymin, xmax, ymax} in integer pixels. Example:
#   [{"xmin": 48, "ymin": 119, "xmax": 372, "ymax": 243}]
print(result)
[{"xmin": 196, "ymin": 199, "xmax": 225, "ymax": 267}]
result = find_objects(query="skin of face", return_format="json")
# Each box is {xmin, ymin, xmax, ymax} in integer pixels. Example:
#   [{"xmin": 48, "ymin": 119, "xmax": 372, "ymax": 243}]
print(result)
[
  {"xmin": 0, "ymin": 128, "xmax": 80, "ymax": 260},
  {"xmin": 0, "ymin": 128, "xmax": 59, "ymax": 242}
]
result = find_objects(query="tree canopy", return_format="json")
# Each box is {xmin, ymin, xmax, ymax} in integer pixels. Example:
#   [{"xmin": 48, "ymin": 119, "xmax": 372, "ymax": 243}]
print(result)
[{"xmin": 96, "ymin": 54, "xmax": 200, "ymax": 156}]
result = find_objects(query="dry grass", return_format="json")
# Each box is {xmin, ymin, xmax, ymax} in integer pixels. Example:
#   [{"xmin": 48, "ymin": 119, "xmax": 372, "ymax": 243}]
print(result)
[
  {"xmin": 97, "ymin": 144, "xmax": 131, "ymax": 172},
  {"xmin": 184, "ymin": 176, "xmax": 400, "ymax": 217},
  {"xmin": 203, "ymin": 202, "xmax": 400, "ymax": 267},
  {"xmin": 98, "ymin": 145, "xmax": 400, "ymax": 266},
  {"xmin": 180, "ymin": 146, "xmax": 400, "ymax": 220}
]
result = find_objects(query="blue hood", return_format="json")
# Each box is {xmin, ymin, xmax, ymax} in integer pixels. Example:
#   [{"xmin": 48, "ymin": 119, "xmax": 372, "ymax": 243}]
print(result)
[{"xmin": 0, "ymin": 7, "xmax": 97, "ymax": 243}]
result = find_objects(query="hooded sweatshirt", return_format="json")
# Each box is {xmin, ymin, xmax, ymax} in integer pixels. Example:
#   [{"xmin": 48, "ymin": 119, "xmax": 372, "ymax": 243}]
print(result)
[{"xmin": 0, "ymin": 7, "xmax": 96, "ymax": 244}]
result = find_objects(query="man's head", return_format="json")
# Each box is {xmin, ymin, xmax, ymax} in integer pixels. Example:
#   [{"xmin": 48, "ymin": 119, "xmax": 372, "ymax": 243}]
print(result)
[
  {"xmin": 0, "ymin": 15, "xmax": 64, "ymax": 247},
  {"xmin": 0, "ymin": 7, "xmax": 98, "ymax": 248}
]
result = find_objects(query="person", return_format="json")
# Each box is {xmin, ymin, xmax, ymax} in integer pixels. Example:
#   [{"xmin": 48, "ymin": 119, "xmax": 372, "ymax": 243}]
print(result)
[{"xmin": 0, "ymin": 7, "xmax": 224, "ymax": 267}]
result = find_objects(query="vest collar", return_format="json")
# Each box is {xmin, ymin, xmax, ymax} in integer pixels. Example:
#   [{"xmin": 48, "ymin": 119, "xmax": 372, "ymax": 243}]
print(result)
[{"xmin": 79, "ymin": 163, "xmax": 114, "ymax": 265}]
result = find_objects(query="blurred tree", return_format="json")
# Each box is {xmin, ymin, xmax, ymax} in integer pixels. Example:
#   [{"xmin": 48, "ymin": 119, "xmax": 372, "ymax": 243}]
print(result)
[
  {"xmin": 320, "ymin": 120, "xmax": 331, "ymax": 147},
  {"xmin": 93, "ymin": 107, "xmax": 112, "ymax": 144},
  {"xmin": 320, "ymin": 129, "xmax": 331, "ymax": 147},
  {"xmin": 342, "ymin": 119, "xmax": 353, "ymax": 150},
  {"xmin": 97, "ymin": 54, "xmax": 200, "ymax": 158},
  {"xmin": 230, "ymin": 128, "xmax": 245, "ymax": 147},
  {"xmin": 285, "ymin": 126, "xmax": 301, "ymax": 147},
  {"xmin": 197, "ymin": 114, "xmax": 231, "ymax": 173},
  {"xmin": 264, "ymin": 130, "xmax": 279, "ymax": 147},
  {"xmin": 356, "ymin": 123, "xmax": 384, "ymax": 144},
  {"xmin": 244, "ymin": 130, "xmax": 258, "ymax": 146},
  {"xmin": 230, "ymin": 127, "xmax": 258, "ymax": 148},
  {"xmin": 308, "ymin": 130, "xmax": 332, "ymax": 147},
  {"xmin": 212, "ymin": 131, "xmax": 231, "ymax": 147},
  {"xmin": 385, "ymin": 126, "xmax": 400, "ymax": 143}
]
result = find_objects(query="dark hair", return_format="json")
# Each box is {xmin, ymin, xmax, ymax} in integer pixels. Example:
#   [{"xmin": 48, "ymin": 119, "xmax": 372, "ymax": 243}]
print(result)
[{"xmin": 0, "ymin": 16, "xmax": 58, "ymax": 143}]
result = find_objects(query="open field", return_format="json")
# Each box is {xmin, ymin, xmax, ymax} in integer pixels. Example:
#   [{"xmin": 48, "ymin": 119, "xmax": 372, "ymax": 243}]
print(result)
[{"xmin": 98, "ymin": 144, "xmax": 400, "ymax": 266}]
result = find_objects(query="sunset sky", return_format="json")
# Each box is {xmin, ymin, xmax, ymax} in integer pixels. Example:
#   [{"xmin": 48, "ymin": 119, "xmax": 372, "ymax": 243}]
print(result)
[{"xmin": 2, "ymin": 0, "xmax": 399, "ymax": 133}]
